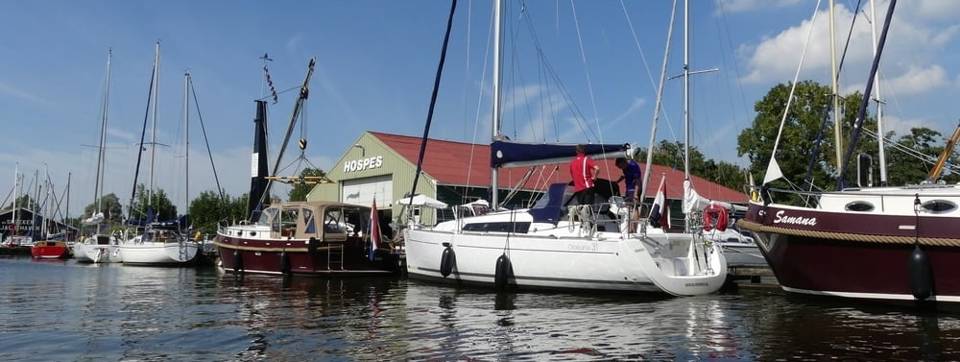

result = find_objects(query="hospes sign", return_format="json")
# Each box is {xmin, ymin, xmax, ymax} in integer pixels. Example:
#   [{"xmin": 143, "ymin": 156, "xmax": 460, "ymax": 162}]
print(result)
[{"xmin": 344, "ymin": 156, "xmax": 384, "ymax": 173}]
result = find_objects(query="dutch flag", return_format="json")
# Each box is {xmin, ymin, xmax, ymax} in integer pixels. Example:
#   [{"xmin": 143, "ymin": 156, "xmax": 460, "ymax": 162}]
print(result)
[
  {"xmin": 368, "ymin": 199, "xmax": 381, "ymax": 261},
  {"xmin": 648, "ymin": 175, "xmax": 670, "ymax": 229}
]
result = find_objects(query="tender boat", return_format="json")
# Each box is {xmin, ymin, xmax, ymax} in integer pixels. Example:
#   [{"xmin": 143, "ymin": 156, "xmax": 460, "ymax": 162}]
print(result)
[
  {"xmin": 31, "ymin": 240, "xmax": 69, "ymax": 259},
  {"xmin": 215, "ymin": 201, "xmax": 400, "ymax": 276}
]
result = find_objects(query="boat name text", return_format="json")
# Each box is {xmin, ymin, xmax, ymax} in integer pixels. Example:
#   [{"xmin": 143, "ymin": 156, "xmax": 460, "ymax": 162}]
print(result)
[{"xmin": 773, "ymin": 210, "xmax": 817, "ymax": 226}]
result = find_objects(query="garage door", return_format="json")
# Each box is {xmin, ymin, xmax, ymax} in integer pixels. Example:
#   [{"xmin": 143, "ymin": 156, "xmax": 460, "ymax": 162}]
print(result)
[{"xmin": 341, "ymin": 175, "xmax": 393, "ymax": 207}]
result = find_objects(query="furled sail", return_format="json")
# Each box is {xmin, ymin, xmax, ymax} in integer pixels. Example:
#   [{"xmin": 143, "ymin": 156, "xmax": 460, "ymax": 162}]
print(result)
[{"xmin": 490, "ymin": 141, "xmax": 632, "ymax": 168}]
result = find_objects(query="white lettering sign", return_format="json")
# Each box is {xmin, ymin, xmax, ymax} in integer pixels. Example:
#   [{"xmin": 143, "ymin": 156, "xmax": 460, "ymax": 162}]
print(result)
[
  {"xmin": 773, "ymin": 210, "xmax": 817, "ymax": 226},
  {"xmin": 343, "ymin": 156, "xmax": 384, "ymax": 173},
  {"xmin": 251, "ymin": 152, "xmax": 259, "ymax": 177}
]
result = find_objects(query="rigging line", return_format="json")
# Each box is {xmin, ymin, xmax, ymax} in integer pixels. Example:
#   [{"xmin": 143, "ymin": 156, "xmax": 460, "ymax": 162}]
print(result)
[
  {"xmin": 462, "ymin": 0, "xmax": 473, "ymax": 142},
  {"xmin": 713, "ymin": 1, "xmax": 751, "ymax": 128},
  {"xmin": 619, "ymin": 0, "xmax": 670, "ymax": 117},
  {"xmin": 189, "ymin": 76, "xmax": 225, "ymax": 202},
  {"xmin": 254, "ymin": 85, "xmax": 301, "ymax": 102},
  {"xmin": 861, "ymin": 127, "xmax": 954, "ymax": 170},
  {"xmin": 462, "ymin": 2, "xmax": 494, "ymax": 207},
  {"xmin": 129, "ymin": 63, "xmax": 157, "ymax": 221},
  {"xmin": 406, "ymin": 0, "xmax": 458, "ymax": 219},
  {"xmin": 768, "ymin": 0, "xmax": 823, "ymax": 166},
  {"xmin": 569, "ymin": 0, "xmax": 614, "ymax": 193}
]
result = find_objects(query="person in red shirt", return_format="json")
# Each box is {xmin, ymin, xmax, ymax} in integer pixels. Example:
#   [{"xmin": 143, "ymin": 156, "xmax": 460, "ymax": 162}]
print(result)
[{"xmin": 569, "ymin": 144, "xmax": 600, "ymax": 205}]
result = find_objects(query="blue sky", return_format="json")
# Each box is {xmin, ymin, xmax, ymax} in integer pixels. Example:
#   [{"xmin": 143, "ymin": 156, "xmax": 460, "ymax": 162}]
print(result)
[{"xmin": 1, "ymin": 0, "xmax": 959, "ymax": 216}]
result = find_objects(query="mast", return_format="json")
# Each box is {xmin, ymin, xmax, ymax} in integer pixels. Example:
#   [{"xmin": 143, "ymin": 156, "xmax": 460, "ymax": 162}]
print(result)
[
  {"xmin": 95, "ymin": 49, "xmax": 111, "ymax": 233},
  {"xmin": 12, "ymin": 163, "xmax": 18, "ymax": 236},
  {"xmin": 870, "ymin": 0, "xmax": 887, "ymax": 185},
  {"xmin": 829, "ymin": 0, "xmax": 842, "ymax": 172},
  {"xmin": 641, "ymin": 0, "xmax": 678, "ymax": 204},
  {"xmin": 490, "ymin": 0, "xmax": 503, "ymax": 210},
  {"xmin": 148, "ymin": 41, "xmax": 160, "ymax": 207},
  {"xmin": 183, "ymin": 71, "xmax": 190, "ymax": 224},
  {"xmin": 247, "ymin": 100, "xmax": 269, "ymax": 219},
  {"xmin": 682, "ymin": 0, "xmax": 690, "ymax": 180},
  {"xmin": 65, "ymin": 172, "xmax": 70, "ymax": 238}
]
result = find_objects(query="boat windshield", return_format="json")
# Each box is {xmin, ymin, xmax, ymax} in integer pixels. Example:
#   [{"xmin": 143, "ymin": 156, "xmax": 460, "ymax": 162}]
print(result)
[{"xmin": 256, "ymin": 208, "xmax": 279, "ymax": 227}]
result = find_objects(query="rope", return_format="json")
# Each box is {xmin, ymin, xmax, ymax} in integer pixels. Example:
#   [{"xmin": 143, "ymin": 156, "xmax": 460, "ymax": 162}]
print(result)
[{"xmin": 737, "ymin": 219, "xmax": 960, "ymax": 247}]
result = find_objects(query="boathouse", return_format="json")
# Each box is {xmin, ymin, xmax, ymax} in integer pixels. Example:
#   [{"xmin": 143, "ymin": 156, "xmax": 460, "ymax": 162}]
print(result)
[
  {"xmin": 0, "ymin": 207, "xmax": 79, "ymax": 241},
  {"xmin": 306, "ymin": 131, "xmax": 747, "ymax": 226}
]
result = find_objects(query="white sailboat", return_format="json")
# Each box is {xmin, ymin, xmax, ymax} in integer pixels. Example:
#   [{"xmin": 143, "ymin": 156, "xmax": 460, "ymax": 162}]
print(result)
[
  {"xmin": 119, "ymin": 43, "xmax": 198, "ymax": 266},
  {"xmin": 75, "ymin": 49, "xmax": 122, "ymax": 263},
  {"xmin": 403, "ymin": 0, "xmax": 725, "ymax": 295}
]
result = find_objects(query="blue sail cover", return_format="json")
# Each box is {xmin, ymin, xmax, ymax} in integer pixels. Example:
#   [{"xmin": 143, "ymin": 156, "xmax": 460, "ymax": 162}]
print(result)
[{"xmin": 491, "ymin": 141, "xmax": 631, "ymax": 168}]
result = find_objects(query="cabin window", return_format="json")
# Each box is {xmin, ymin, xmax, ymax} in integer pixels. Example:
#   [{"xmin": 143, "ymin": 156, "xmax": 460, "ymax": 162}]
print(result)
[
  {"xmin": 280, "ymin": 208, "xmax": 299, "ymax": 237},
  {"xmin": 324, "ymin": 209, "xmax": 346, "ymax": 234},
  {"xmin": 921, "ymin": 200, "xmax": 957, "ymax": 214},
  {"xmin": 258, "ymin": 208, "xmax": 278, "ymax": 227},
  {"xmin": 844, "ymin": 201, "xmax": 874, "ymax": 212},
  {"xmin": 462, "ymin": 222, "xmax": 531, "ymax": 233},
  {"xmin": 303, "ymin": 208, "xmax": 316, "ymax": 235}
]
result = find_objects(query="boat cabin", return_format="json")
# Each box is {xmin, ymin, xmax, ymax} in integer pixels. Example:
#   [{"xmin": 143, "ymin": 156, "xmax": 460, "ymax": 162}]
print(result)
[{"xmin": 254, "ymin": 201, "xmax": 375, "ymax": 242}]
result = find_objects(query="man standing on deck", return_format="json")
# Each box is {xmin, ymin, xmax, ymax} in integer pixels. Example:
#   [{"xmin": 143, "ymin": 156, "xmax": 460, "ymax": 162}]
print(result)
[
  {"xmin": 615, "ymin": 157, "xmax": 642, "ymax": 203},
  {"xmin": 569, "ymin": 144, "xmax": 600, "ymax": 205}
]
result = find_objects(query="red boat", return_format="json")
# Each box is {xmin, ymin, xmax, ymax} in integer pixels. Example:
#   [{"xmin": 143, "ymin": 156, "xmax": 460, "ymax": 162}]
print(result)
[
  {"xmin": 215, "ymin": 201, "xmax": 400, "ymax": 276},
  {"xmin": 31, "ymin": 240, "xmax": 70, "ymax": 259}
]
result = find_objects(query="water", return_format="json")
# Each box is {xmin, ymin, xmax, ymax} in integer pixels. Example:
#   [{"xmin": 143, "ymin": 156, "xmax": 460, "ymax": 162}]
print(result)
[{"xmin": 1, "ymin": 256, "xmax": 958, "ymax": 361}]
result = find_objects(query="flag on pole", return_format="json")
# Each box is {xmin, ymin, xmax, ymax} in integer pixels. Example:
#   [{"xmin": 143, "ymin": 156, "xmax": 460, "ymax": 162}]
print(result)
[
  {"xmin": 368, "ymin": 199, "xmax": 381, "ymax": 261},
  {"xmin": 648, "ymin": 175, "xmax": 670, "ymax": 229}
]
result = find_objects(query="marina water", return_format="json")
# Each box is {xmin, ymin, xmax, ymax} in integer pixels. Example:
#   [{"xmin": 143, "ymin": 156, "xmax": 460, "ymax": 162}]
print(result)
[{"xmin": 1, "ymin": 256, "xmax": 957, "ymax": 360}]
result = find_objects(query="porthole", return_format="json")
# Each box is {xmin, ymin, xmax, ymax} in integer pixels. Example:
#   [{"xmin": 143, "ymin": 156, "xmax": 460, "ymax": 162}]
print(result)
[
  {"xmin": 844, "ymin": 201, "xmax": 874, "ymax": 212},
  {"xmin": 921, "ymin": 200, "xmax": 957, "ymax": 214}
]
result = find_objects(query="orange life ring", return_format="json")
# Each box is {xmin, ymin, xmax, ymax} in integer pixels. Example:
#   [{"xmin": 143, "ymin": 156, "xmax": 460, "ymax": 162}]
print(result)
[{"xmin": 702, "ymin": 203, "xmax": 728, "ymax": 232}]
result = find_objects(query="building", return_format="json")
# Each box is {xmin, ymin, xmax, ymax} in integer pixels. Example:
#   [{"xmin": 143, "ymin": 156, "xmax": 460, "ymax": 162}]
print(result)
[
  {"xmin": 0, "ymin": 207, "xmax": 79, "ymax": 240},
  {"xmin": 307, "ymin": 131, "xmax": 747, "ymax": 226}
]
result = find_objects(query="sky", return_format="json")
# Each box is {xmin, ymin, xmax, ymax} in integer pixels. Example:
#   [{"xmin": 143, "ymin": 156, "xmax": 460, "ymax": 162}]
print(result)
[{"xmin": 1, "ymin": 0, "xmax": 959, "ymax": 217}]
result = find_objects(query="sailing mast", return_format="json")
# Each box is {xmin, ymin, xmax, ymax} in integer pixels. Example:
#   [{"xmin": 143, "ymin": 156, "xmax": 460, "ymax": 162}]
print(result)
[
  {"xmin": 94, "ymin": 49, "xmax": 112, "ymax": 234},
  {"xmin": 640, "ymin": 0, "xmax": 677, "ymax": 206},
  {"xmin": 183, "ymin": 71, "xmax": 190, "ymax": 229},
  {"xmin": 12, "ymin": 163, "xmax": 18, "ymax": 237},
  {"xmin": 682, "ymin": 0, "xmax": 690, "ymax": 180},
  {"xmin": 490, "ymin": 0, "xmax": 503, "ymax": 210},
  {"xmin": 870, "ymin": 0, "xmax": 888, "ymax": 185},
  {"xmin": 829, "ymin": 0, "xmax": 842, "ymax": 174},
  {"xmin": 148, "ymin": 41, "xmax": 160, "ymax": 209}
]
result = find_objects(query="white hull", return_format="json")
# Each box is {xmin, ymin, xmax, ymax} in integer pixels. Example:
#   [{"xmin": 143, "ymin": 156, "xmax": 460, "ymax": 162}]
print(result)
[
  {"xmin": 119, "ymin": 241, "xmax": 198, "ymax": 265},
  {"xmin": 404, "ymin": 226, "xmax": 726, "ymax": 296},
  {"xmin": 75, "ymin": 244, "xmax": 122, "ymax": 263}
]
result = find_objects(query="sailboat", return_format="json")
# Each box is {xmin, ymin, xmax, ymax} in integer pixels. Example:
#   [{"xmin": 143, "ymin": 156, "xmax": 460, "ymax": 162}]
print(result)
[
  {"xmin": 737, "ymin": 0, "xmax": 960, "ymax": 304},
  {"xmin": 119, "ymin": 43, "xmax": 198, "ymax": 265},
  {"xmin": 31, "ymin": 174, "xmax": 70, "ymax": 259},
  {"xmin": 2, "ymin": 163, "xmax": 34, "ymax": 249},
  {"xmin": 403, "ymin": 0, "xmax": 725, "ymax": 295},
  {"xmin": 75, "ymin": 49, "xmax": 122, "ymax": 263}
]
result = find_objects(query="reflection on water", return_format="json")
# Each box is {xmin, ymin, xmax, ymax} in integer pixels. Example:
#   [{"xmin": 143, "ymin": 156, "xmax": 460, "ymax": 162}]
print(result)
[{"xmin": 0, "ymin": 256, "xmax": 959, "ymax": 360}]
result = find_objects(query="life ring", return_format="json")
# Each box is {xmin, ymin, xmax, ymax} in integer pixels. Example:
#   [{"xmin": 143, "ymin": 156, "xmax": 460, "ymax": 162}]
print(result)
[{"xmin": 702, "ymin": 203, "xmax": 729, "ymax": 232}]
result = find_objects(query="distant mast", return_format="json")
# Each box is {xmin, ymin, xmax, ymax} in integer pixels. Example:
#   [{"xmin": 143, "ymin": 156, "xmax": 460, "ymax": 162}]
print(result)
[
  {"xmin": 148, "ymin": 41, "xmax": 160, "ymax": 208},
  {"xmin": 870, "ymin": 0, "xmax": 888, "ymax": 185},
  {"xmin": 490, "ymin": 0, "xmax": 503, "ymax": 210},
  {"xmin": 94, "ymin": 49, "xmax": 112, "ymax": 234}
]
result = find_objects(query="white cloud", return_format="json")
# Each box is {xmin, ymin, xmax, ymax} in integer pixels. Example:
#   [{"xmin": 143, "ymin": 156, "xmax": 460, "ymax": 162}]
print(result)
[
  {"xmin": 714, "ymin": 0, "xmax": 801, "ymax": 14},
  {"xmin": 0, "ymin": 81, "xmax": 50, "ymax": 104},
  {"xmin": 880, "ymin": 115, "xmax": 936, "ymax": 136},
  {"xmin": 609, "ymin": 97, "xmax": 647, "ymax": 126},
  {"xmin": 884, "ymin": 65, "xmax": 948, "ymax": 96},
  {"xmin": 740, "ymin": 1, "xmax": 959, "ymax": 95}
]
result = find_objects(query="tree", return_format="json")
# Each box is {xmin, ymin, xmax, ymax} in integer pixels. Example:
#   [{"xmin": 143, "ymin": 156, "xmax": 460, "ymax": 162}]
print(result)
[
  {"xmin": 4, "ymin": 195, "xmax": 38, "ymax": 211},
  {"xmin": 637, "ymin": 140, "xmax": 746, "ymax": 191},
  {"xmin": 287, "ymin": 168, "xmax": 327, "ymax": 201},
  {"xmin": 189, "ymin": 190, "xmax": 228, "ymax": 234},
  {"xmin": 129, "ymin": 184, "xmax": 177, "ymax": 221},
  {"xmin": 737, "ymin": 81, "xmax": 877, "ymax": 191},
  {"xmin": 82, "ymin": 193, "xmax": 123, "ymax": 224}
]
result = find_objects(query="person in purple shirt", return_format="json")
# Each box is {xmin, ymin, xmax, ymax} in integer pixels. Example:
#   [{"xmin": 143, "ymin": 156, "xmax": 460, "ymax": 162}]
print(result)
[{"xmin": 615, "ymin": 158, "xmax": 642, "ymax": 203}]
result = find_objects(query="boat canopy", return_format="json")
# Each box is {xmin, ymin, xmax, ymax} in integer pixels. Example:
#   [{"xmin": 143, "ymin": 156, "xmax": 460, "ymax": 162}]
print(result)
[{"xmin": 490, "ymin": 141, "xmax": 632, "ymax": 168}]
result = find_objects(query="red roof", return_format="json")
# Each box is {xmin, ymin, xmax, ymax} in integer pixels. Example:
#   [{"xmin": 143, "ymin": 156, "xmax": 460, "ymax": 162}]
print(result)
[{"xmin": 370, "ymin": 131, "xmax": 747, "ymax": 203}]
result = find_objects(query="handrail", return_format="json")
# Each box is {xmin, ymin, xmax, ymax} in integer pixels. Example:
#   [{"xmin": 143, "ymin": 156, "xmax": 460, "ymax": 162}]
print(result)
[{"xmin": 765, "ymin": 186, "xmax": 960, "ymax": 198}]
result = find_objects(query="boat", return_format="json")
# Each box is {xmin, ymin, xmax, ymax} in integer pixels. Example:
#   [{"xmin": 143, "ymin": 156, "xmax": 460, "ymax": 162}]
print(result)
[
  {"xmin": 118, "ymin": 43, "xmax": 199, "ymax": 266},
  {"xmin": 403, "ymin": 0, "xmax": 725, "ymax": 295},
  {"xmin": 31, "ymin": 240, "xmax": 69, "ymax": 259},
  {"xmin": 215, "ymin": 58, "xmax": 399, "ymax": 276},
  {"xmin": 737, "ymin": 0, "xmax": 960, "ymax": 303},
  {"xmin": 75, "ymin": 49, "xmax": 122, "ymax": 263}
]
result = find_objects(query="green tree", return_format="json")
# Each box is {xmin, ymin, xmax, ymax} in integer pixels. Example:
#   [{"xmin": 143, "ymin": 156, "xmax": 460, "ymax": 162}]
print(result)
[
  {"xmin": 737, "ymin": 81, "xmax": 877, "ymax": 191},
  {"xmin": 637, "ymin": 140, "xmax": 746, "ymax": 191},
  {"xmin": 4, "ymin": 195, "xmax": 38, "ymax": 211},
  {"xmin": 82, "ymin": 193, "xmax": 123, "ymax": 224},
  {"xmin": 189, "ymin": 190, "xmax": 229, "ymax": 234},
  {"xmin": 287, "ymin": 168, "xmax": 327, "ymax": 201},
  {"xmin": 129, "ymin": 184, "xmax": 177, "ymax": 221}
]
